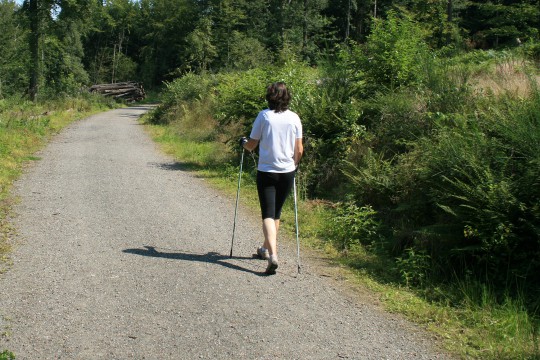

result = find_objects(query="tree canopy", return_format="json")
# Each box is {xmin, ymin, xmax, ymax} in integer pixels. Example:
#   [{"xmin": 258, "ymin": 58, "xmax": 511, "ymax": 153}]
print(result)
[{"xmin": 0, "ymin": 0, "xmax": 538, "ymax": 98}]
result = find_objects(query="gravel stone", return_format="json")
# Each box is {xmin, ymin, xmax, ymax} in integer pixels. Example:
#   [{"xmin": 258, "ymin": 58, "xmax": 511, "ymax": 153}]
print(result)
[{"xmin": 0, "ymin": 107, "xmax": 453, "ymax": 359}]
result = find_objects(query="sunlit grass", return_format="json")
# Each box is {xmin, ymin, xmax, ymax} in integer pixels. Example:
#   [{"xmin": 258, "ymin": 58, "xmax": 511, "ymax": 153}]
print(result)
[{"xmin": 472, "ymin": 60, "xmax": 540, "ymax": 98}]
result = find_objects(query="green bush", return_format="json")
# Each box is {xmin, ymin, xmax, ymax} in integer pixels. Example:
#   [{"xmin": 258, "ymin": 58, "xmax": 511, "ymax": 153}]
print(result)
[
  {"xmin": 298, "ymin": 86, "xmax": 367, "ymax": 196},
  {"xmin": 360, "ymin": 10, "xmax": 430, "ymax": 92},
  {"xmin": 212, "ymin": 62, "xmax": 321, "ymax": 157},
  {"xmin": 148, "ymin": 73, "xmax": 216, "ymax": 125},
  {"xmin": 0, "ymin": 350, "xmax": 15, "ymax": 360},
  {"xmin": 213, "ymin": 68, "xmax": 268, "ymax": 131},
  {"xmin": 162, "ymin": 72, "xmax": 216, "ymax": 105},
  {"xmin": 408, "ymin": 83, "xmax": 540, "ymax": 291},
  {"xmin": 327, "ymin": 202, "xmax": 383, "ymax": 251},
  {"xmin": 395, "ymin": 248, "xmax": 432, "ymax": 287},
  {"xmin": 39, "ymin": 35, "xmax": 89, "ymax": 99},
  {"xmin": 366, "ymin": 90, "xmax": 429, "ymax": 155}
]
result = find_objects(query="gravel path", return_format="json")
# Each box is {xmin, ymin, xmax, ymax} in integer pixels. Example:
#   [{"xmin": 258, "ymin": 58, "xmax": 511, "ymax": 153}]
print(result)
[{"xmin": 0, "ymin": 107, "xmax": 451, "ymax": 359}]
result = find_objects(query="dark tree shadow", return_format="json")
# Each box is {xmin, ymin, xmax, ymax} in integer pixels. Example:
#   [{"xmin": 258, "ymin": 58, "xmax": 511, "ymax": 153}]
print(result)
[
  {"xmin": 119, "ymin": 113, "xmax": 142, "ymax": 119},
  {"xmin": 123, "ymin": 246, "xmax": 266, "ymax": 276},
  {"xmin": 126, "ymin": 105, "xmax": 157, "ymax": 111},
  {"xmin": 147, "ymin": 162, "xmax": 191, "ymax": 171}
]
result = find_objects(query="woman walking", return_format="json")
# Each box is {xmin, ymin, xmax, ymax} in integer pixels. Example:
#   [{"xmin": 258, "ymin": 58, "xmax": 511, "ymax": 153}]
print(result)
[{"xmin": 240, "ymin": 82, "xmax": 303, "ymax": 275}]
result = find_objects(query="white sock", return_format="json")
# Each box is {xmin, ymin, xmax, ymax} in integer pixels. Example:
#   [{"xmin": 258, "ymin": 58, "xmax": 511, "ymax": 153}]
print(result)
[{"xmin": 269, "ymin": 254, "xmax": 278, "ymax": 262}]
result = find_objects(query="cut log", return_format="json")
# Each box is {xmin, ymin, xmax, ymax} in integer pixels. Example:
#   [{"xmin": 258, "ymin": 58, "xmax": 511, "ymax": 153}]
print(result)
[{"xmin": 90, "ymin": 81, "xmax": 146, "ymax": 102}]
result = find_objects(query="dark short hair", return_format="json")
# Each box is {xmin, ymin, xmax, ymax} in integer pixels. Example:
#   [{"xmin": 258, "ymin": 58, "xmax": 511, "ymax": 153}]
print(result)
[{"xmin": 266, "ymin": 82, "xmax": 290, "ymax": 113}]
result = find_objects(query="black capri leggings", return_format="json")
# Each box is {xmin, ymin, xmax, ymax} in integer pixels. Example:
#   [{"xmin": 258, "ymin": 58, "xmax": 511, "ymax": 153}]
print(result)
[{"xmin": 256, "ymin": 170, "xmax": 296, "ymax": 220}]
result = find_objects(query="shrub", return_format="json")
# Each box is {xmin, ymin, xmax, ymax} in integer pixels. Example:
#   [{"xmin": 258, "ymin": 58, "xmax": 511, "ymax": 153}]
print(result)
[
  {"xmin": 299, "ymin": 86, "xmax": 367, "ymax": 197},
  {"xmin": 327, "ymin": 202, "xmax": 383, "ymax": 251},
  {"xmin": 0, "ymin": 350, "xmax": 15, "ymax": 360},
  {"xmin": 414, "ymin": 83, "xmax": 540, "ymax": 289},
  {"xmin": 148, "ymin": 73, "xmax": 216, "ymax": 125},
  {"xmin": 360, "ymin": 10, "xmax": 430, "ymax": 92},
  {"xmin": 521, "ymin": 40, "xmax": 540, "ymax": 61},
  {"xmin": 162, "ymin": 72, "xmax": 216, "ymax": 105},
  {"xmin": 395, "ymin": 248, "xmax": 432, "ymax": 287},
  {"xmin": 213, "ymin": 68, "xmax": 269, "ymax": 131}
]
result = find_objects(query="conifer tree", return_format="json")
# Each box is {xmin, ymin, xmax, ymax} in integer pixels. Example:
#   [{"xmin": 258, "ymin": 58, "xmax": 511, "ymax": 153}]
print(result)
[
  {"xmin": 463, "ymin": 0, "xmax": 539, "ymax": 47},
  {"xmin": 0, "ymin": 0, "xmax": 28, "ymax": 97}
]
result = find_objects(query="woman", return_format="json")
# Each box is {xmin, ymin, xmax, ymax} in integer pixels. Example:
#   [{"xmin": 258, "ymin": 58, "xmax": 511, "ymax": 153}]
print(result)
[{"xmin": 240, "ymin": 82, "xmax": 303, "ymax": 275}]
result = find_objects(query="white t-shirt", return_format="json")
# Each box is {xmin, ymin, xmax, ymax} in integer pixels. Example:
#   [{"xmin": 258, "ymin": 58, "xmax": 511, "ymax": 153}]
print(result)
[{"xmin": 249, "ymin": 109, "xmax": 302, "ymax": 173}]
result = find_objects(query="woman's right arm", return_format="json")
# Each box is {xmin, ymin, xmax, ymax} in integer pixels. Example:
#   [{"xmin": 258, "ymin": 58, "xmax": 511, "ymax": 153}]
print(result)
[{"xmin": 243, "ymin": 138, "xmax": 259, "ymax": 152}]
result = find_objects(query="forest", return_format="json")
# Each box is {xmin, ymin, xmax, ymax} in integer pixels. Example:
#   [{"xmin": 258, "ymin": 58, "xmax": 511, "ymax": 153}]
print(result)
[
  {"xmin": 0, "ymin": 0, "xmax": 539, "ymax": 97},
  {"xmin": 1, "ymin": 0, "xmax": 540, "ymax": 358}
]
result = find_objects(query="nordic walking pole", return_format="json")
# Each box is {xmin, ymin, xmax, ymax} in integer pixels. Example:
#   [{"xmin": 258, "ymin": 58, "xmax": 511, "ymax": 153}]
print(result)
[
  {"xmin": 293, "ymin": 176, "xmax": 301, "ymax": 274},
  {"xmin": 230, "ymin": 149, "xmax": 245, "ymax": 258}
]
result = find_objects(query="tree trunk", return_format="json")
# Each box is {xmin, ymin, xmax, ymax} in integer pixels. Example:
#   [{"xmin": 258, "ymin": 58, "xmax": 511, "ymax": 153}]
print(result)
[
  {"xmin": 446, "ymin": 0, "xmax": 453, "ymax": 45},
  {"xmin": 111, "ymin": 44, "xmax": 116, "ymax": 84},
  {"xmin": 346, "ymin": 0, "xmax": 351, "ymax": 40},
  {"xmin": 303, "ymin": 0, "xmax": 308, "ymax": 54},
  {"xmin": 29, "ymin": 0, "xmax": 39, "ymax": 101}
]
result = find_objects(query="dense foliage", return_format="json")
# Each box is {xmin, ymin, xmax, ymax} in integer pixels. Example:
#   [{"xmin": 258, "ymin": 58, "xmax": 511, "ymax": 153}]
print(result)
[{"xmin": 0, "ymin": 0, "xmax": 538, "ymax": 99}]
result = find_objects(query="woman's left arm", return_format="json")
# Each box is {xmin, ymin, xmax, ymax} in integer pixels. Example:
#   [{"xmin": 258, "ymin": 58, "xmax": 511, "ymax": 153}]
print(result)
[{"xmin": 294, "ymin": 138, "xmax": 303, "ymax": 167}]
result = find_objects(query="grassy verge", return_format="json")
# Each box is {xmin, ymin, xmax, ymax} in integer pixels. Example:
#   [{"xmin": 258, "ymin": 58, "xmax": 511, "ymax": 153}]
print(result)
[
  {"xmin": 141, "ymin": 105, "xmax": 539, "ymax": 359},
  {"xmin": 0, "ymin": 95, "xmax": 117, "ymax": 273}
]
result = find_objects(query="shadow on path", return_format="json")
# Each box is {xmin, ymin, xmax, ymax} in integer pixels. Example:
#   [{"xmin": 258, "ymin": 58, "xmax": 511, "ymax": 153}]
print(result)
[
  {"xmin": 125, "ymin": 105, "xmax": 158, "ymax": 111},
  {"xmin": 147, "ymin": 161, "xmax": 190, "ymax": 171},
  {"xmin": 123, "ymin": 246, "xmax": 265, "ymax": 276}
]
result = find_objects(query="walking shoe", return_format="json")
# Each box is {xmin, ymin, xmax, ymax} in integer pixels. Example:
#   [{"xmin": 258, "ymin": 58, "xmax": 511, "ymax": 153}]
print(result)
[
  {"xmin": 265, "ymin": 257, "xmax": 279, "ymax": 275},
  {"xmin": 256, "ymin": 247, "xmax": 270, "ymax": 260}
]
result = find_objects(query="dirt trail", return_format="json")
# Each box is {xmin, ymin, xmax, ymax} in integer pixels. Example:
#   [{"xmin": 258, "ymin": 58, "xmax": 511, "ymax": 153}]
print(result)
[{"xmin": 0, "ymin": 107, "xmax": 451, "ymax": 359}]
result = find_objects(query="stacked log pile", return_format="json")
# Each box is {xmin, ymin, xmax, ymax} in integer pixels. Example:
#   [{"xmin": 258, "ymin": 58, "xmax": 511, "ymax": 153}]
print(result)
[{"xmin": 90, "ymin": 82, "xmax": 145, "ymax": 102}]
